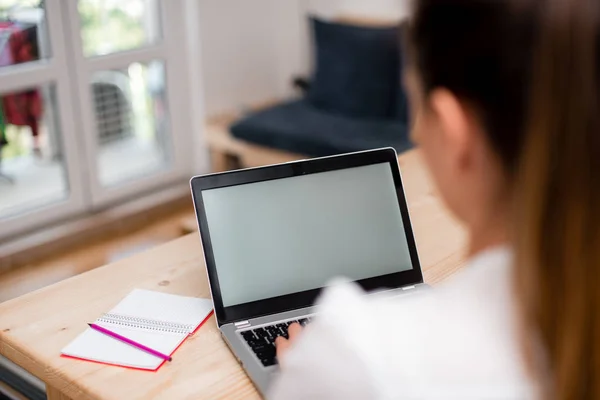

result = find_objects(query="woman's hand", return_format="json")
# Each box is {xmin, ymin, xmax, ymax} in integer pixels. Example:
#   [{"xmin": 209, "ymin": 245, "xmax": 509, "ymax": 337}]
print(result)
[{"xmin": 275, "ymin": 323, "xmax": 303, "ymax": 362}]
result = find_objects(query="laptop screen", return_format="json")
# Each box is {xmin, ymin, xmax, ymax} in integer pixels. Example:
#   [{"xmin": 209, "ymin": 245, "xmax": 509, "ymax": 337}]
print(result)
[{"xmin": 201, "ymin": 162, "xmax": 414, "ymax": 308}]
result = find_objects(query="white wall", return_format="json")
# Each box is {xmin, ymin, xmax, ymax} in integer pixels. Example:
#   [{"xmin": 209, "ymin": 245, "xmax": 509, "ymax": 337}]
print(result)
[
  {"xmin": 197, "ymin": 0, "xmax": 306, "ymax": 117},
  {"xmin": 197, "ymin": 0, "xmax": 407, "ymax": 118},
  {"xmin": 307, "ymin": 0, "xmax": 409, "ymax": 20}
]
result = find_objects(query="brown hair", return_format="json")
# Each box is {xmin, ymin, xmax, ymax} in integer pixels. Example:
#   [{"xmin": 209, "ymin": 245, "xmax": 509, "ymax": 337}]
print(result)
[{"xmin": 408, "ymin": 0, "xmax": 600, "ymax": 398}]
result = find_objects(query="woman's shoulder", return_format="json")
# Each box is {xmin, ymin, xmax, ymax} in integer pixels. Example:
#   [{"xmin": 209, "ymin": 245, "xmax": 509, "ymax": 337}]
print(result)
[
  {"xmin": 308, "ymin": 246, "xmax": 532, "ymax": 397},
  {"xmin": 317, "ymin": 246, "xmax": 515, "ymax": 332},
  {"xmin": 270, "ymin": 247, "xmax": 534, "ymax": 399}
]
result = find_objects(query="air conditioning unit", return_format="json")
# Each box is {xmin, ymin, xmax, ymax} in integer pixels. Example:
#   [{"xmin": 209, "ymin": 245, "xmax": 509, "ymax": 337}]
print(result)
[{"xmin": 91, "ymin": 71, "xmax": 133, "ymax": 145}]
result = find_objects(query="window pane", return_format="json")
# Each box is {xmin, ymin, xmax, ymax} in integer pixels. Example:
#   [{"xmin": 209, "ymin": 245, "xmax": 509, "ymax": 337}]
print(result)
[
  {"xmin": 0, "ymin": 0, "xmax": 50, "ymax": 70},
  {"xmin": 79, "ymin": 0, "xmax": 161, "ymax": 57},
  {"xmin": 94, "ymin": 60, "xmax": 170, "ymax": 187},
  {"xmin": 0, "ymin": 84, "xmax": 69, "ymax": 218}
]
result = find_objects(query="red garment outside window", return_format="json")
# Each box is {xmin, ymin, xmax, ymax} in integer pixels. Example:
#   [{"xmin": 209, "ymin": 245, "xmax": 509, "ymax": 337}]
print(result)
[{"xmin": 0, "ymin": 22, "xmax": 42, "ymax": 138}]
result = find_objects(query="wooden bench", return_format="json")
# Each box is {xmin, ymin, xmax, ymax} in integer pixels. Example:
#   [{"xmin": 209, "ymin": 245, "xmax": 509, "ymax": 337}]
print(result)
[{"xmin": 204, "ymin": 113, "xmax": 307, "ymax": 173}]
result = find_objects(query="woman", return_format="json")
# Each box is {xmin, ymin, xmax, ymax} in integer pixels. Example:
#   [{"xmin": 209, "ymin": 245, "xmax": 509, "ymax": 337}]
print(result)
[{"xmin": 270, "ymin": 0, "xmax": 600, "ymax": 398}]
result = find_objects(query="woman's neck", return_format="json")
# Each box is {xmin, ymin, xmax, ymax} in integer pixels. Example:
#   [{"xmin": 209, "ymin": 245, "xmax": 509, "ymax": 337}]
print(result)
[
  {"xmin": 468, "ymin": 208, "xmax": 510, "ymax": 257},
  {"xmin": 469, "ymin": 229, "xmax": 508, "ymax": 257}
]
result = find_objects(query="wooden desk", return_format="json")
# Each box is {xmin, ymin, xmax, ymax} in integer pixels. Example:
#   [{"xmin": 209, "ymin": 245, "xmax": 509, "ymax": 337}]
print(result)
[{"xmin": 0, "ymin": 150, "xmax": 467, "ymax": 400}]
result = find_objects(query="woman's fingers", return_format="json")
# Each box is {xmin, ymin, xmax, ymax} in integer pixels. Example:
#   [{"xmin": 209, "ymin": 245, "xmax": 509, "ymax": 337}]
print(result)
[
  {"xmin": 275, "ymin": 323, "xmax": 304, "ymax": 361},
  {"xmin": 275, "ymin": 336, "xmax": 291, "ymax": 358},
  {"xmin": 287, "ymin": 323, "xmax": 303, "ymax": 340}
]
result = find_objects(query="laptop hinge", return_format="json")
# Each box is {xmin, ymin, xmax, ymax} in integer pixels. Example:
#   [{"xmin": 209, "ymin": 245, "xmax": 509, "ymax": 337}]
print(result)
[
  {"xmin": 234, "ymin": 320, "xmax": 251, "ymax": 328},
  {"xmin": 402, "ymin": 285, "xmax": 416, "ymax": 291}
]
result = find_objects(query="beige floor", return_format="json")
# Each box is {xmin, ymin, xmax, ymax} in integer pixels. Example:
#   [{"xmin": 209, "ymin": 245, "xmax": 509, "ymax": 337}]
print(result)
[{"xmin": 0, "ymin": 207, "xmax": 196, "ymax": 303}]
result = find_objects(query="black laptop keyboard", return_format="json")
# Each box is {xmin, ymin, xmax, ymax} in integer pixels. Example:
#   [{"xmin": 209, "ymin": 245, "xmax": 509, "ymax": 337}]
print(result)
[{"xmin": 240, "ymin": 317, "xmax": 312, "ymax": 367}]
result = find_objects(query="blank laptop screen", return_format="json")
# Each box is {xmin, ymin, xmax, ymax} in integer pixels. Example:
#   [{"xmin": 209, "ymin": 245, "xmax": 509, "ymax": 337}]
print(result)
[{"xmin": 202, "ymin": 162, "xmax": 413, "ymax": 307}]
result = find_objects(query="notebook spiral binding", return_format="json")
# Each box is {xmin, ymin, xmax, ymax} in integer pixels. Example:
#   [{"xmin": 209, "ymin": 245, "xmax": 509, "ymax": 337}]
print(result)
[{"xmin": 98, "ymin": 313, "xmax": 194, "ymax": 335}]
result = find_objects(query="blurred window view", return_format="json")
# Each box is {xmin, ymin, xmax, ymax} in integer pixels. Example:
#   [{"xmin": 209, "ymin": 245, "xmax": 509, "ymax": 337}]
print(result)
[
  {"xmin": 0, "ymin": 0, "xmax": 49, "ymax": 67},
  {"xmin": 0, "ymin": 84, "xmax": 67, "ymax": 218},
  {"xmin": 94, "ymin": 60, "xmax": 170, "ymax": 187},
  {"xmin": 79, "ymin": 0, "xmax": 162, "ymax": 57},
  {"xmin": 0, "ymin": 0, "xmax": 58, "ymax": 218},
  {"xmin": 0, "ymin": 0, "xmax": 170, "ymax": 224}
]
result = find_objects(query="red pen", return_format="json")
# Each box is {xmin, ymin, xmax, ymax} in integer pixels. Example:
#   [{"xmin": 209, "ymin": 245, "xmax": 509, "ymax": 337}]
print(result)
[{"xmin": 88, "ymin": 323, "xmax": 172, "ymax": 362}]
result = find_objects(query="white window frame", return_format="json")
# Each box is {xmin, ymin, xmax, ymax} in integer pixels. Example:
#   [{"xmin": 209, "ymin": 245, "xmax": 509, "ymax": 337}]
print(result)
[
  {"xmin": 63, "ymin": 0, "xmax": 195, "ymax": 208},
  {"xmin": 0, "ymin": 0, "xmax": 205, "ymax": 241}
]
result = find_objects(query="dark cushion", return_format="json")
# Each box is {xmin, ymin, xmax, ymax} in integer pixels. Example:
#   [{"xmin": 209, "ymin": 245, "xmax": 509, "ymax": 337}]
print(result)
[
  {"xmin": 392, "ymin": 22, "xmax": 410, "ymax": 122},
  {"xmin": 307, "ymin": 17, "xmax": 402, "ymax": 119},
  {"xmin": 230, "ymin": 100, "xmax": 412, "ymax": 158},
  {"xmin": 393, "ymin": 85, "xmax": 409, "ymax": 122}
]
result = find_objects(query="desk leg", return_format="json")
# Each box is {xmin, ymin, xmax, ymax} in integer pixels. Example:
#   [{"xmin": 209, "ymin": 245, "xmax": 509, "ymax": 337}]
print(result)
[{"xmin": 47, "ymin": 385, "xmax": 74, "ymax": 400}]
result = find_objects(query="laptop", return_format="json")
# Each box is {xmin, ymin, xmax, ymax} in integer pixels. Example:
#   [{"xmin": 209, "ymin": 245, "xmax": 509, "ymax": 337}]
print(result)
[{"xmin": 190, "ymin": 148, "xmax": 426, "ymax": 395}]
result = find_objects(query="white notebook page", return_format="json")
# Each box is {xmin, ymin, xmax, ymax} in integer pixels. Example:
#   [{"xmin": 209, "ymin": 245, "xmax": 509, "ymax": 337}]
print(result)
[{"xmin": 61, "ymin": 289, "xmax": 213, "ymax": 370}]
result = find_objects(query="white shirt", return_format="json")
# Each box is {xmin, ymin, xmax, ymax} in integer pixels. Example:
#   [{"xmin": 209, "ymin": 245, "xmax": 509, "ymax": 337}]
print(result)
[{"xmin": 269, "ymin": 247, "xmax": 535, "ymax": 399}]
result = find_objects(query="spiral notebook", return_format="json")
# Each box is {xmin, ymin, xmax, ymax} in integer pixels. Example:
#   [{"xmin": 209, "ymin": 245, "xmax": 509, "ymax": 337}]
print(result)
[{"xmin": 61, "ymin": 289, "xmax": 214, "ymax": 370}]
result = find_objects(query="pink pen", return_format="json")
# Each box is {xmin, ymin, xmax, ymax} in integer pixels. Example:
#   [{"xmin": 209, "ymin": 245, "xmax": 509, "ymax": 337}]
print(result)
[{"xmin": 88, "ymin": 323, "xmax": 172, "ymax": 362}]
